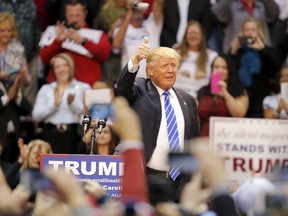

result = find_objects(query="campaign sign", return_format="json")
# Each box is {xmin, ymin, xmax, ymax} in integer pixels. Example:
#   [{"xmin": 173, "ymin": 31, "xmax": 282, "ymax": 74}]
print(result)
[
  {"xmin": 209, "ymin": 117, "xmax": 288, "ymax": 183},
  {"xmin": 40, "ymin": 154, "xmax": 124, "ymax": 198}
]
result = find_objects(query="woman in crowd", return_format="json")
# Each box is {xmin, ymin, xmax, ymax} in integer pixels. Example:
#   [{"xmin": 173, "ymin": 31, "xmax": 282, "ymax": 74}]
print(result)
[
  {"xmin": 229, "ymin": 17, "xmax": 280, "ymax": 118},
  {"xmin": 0, "ymin": 12, "xmax": 33, "ymax": 164},
  {"xmin": 5, "ymin": 138, "xmax": 52, "ymax": 190},
  {"xmin": 94, "ymin": 0, "xmax": 127, "ymax": 39},
  {"xmin": 32, "ymin": 53, "xmax": 90, "ymax": 154},
  {"xmin": 93, "ymin": 0, "xmax": 128, "ymax": 87},
  {"xmin": 197, "ymin": 54, "xmax": 249, "ymax": 137},
  {"xmin": 83, "ymin": 123, "xmax": 119, "ymax": 155},
  {"xmin": 82, "ymin": 80, "xmax": 119, "ymax": 155},
  {"xmin": 263, "ymin": 65, "xmax": 288, "ymax": 119},
  {"xmin": 0, "ymin": 12, "xmax": 31, "ymax": 85},
  {"xmin": 174, "ymin": 21, "xmax": 218, "ymax": 98}
]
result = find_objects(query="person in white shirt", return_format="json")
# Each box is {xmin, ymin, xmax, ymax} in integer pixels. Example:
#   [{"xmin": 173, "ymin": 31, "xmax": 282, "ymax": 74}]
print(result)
[
  {"xmin": 174, "ymin": 21, "xmax": 218, "ymax": 98},
  {"xmin": 32, "ymin": 53, "xmax": 90, "ymax": 154},
  {"xmin": 263, "ymin": 65, "xmax": 288, "ymax": 119},
  {"xmin": 112, "ymin": 0, "xmax": 163, "ymax": 78}
]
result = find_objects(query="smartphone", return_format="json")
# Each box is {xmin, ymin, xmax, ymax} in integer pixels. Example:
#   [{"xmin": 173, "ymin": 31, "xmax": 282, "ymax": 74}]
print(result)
[
  {"xmin": 265, "ymin": 194, "xmax": 288, "ymax": 214},
  {"xmin": 66, "ymin": 23, "xmax": 77, "ymax": 29},
  {"xmin": 210, "ymin": 71, "xmax": 222, "ymax": 94},
  {"xmin": 8, "ymin": 68, "xmax": 20, "ymax": 75},
  {"xmin": 20, "ymin": 168, "xmax": 55, "ymax": 200},
  {"xmin": 238, "ymin": 36, "xmax": 255, "ymax": 45},
  {"xmin": 89, "ymin": 103, "xmax": 113, "ymax": 120},
  {"xmin": 281, "ymin": 82, "xmax": 288, "ymax": 104},
  {"xmin": 168, "ymin": 152, "xmax": 197, "ymax": 173},
  {"xmin": 85, "ymin": 88, "xmax": 114, "ymax": 120}
]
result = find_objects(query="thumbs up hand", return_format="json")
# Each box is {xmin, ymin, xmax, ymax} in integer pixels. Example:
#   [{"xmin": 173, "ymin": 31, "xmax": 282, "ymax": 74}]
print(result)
[{"xmin": 132, "ymin": 36, "xmax": 151, "ymax": 65}]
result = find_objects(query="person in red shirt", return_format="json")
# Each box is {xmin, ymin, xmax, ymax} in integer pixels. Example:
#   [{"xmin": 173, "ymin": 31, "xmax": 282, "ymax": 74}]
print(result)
[{"xmin": 39, "ymin": 0, "xmax": 111, "ymax": 87}]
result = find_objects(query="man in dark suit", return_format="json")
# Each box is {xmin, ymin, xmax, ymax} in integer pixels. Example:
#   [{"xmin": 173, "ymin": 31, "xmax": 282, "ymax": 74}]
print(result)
[{"xmin": 114, "ymin": 37, "xmax": 199, "ymax": 205}]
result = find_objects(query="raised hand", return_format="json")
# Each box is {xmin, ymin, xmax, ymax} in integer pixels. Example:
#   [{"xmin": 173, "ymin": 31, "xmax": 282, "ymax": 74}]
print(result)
[
  {"xmin": 55, "ymin": 21, "xmax": 68, "ymax": 42},
  {"xmin": 18, "ymin": 138, "xmax": 28, "ymax": 164},
  {"xmin": 54, "ymin": 86, "xmax": 64, "ymax": 107},
  {"xmin": 132, "ymin": 36, "xmax": 151, "ymax": 65}
]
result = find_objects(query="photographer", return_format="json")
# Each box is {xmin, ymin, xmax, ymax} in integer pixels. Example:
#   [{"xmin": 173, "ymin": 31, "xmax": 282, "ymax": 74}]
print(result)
[
  {"xmin": 39, "ymin": 0, "xmax": 111, "ymax": 87},
  {"xmin": 211, "ymin": 0, "xmax": 279, "ymax": 54},
  {"xmin": 228, "ymin": 17, "xmax": 280, "ymax": 118},
  {"xmin": 112, "ymin": 0, "xmax": 163, "ymax": 78}
]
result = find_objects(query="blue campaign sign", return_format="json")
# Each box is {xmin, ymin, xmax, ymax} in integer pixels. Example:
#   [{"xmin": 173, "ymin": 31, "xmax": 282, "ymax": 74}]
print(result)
[{"xmin": 40, "ymin": 154, "xmax": 124, "ymax": 198}]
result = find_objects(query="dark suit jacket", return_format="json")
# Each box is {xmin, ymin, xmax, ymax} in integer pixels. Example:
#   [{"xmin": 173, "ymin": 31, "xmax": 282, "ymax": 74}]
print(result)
[{"xmin": 115, "ymin": 64, "xmax": 199, "ymax": 163}]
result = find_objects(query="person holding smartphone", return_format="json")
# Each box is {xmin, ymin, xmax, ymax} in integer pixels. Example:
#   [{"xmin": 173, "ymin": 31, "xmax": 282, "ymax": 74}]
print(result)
[
  {"xmin": 197, "ymin": 54, "xmax": 249, "ymax": 137},
  {"xmin": 229, "ymin": 17, "xmax": 280, "ymax": 118},
  {"xmin": 80, "ymin": 81, "xmax": 120, "ymax": 155}
]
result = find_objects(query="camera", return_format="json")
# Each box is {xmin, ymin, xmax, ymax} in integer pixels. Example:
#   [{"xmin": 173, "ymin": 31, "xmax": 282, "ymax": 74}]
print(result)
[
  {"xmin": 168, "ymin": 151, "xmax": 197, "ymax": 174},
  {"xmin": 238, "ymin": 36, "xmax": 255, "ymax": 45},
  {"xmin": 66, "ymin": 23, "xmax": 77, "ymax": 29},
  {"xmin": 132, "ymin": 2, "xmax": 149, "ymax": 11},
  {"xmin": 265, "ymin": 194, "xmax": 288, "ymax": 215}
]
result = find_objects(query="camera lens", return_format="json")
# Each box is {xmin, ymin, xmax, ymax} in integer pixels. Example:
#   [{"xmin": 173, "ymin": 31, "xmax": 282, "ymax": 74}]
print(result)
[{"xmin": 247, "ymin": 37, "xmax": 255, "ymax": 44}]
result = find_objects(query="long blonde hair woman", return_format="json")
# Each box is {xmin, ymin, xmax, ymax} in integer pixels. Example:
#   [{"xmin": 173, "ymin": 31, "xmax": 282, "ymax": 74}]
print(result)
[
  {"xmin": 0, "ymin": 12, "xmax": 30, "ymax": 84},
  {"xmin": 20, "ymin": 139, "xmax": 52, "ymax": 171},
  {"xmin": 173, "ymin": 21, "xmax": 218, "ymax": 97},
  {"xmin": 5, "ymin": 138, "xmax": 52, "ymax": 189}
]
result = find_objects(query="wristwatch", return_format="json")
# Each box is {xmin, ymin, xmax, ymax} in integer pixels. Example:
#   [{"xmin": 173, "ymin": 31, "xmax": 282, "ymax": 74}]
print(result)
[{"xmin": 81, "ymin": 38, "xmax": 88, "ymax": 46}]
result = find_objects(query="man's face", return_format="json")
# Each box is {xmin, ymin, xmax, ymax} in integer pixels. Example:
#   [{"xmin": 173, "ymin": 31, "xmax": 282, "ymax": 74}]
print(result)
[
  {"xmin": 65, "ymin": 4, "xmax": 87, "ymax": 29},
  {"xmin": 131, "ymin": 11, "xmax": 145, "ymax": 28},
  {"xmin": 147, "ymin": 57, "xmax": 178, "ymax": 90}
]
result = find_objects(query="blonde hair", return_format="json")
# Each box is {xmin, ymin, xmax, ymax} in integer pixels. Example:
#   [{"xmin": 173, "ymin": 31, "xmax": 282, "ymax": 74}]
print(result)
[
  {"xmin": 21, "ymin": 139, "xmax": 53, "ymax": 171},
  {"xmin": 239, "ymin": 16, "xmax": 267, "ymax": 43},
  {"xmin": 0, "ymin": 12, "xmax": 18, "ymax": 39},
  {"xmin": 50, "ymin": 53, "xmax": 75, "ymax": 80},
  {"xmin": 146, "ymin": 46, "xmax": 181, "ymax": 68}
]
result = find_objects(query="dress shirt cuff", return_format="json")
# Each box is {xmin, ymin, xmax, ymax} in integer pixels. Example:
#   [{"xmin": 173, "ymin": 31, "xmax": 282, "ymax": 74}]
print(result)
[
  {"xmin": 128, "ymin": 58, "xmax": 139, "ymax": 73},
  {"xmin": 1, "ymin": 95, "xmax": 9, "ymax": 106},
  {"xmin": 121, "ymin": 140, "xmax": 144, "ymax": 151}
]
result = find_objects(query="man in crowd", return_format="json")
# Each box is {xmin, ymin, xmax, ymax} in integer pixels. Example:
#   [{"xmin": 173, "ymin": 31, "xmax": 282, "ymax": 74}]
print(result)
[
  {"xmin": 115, "ymin": 37, "xmax": 199, "ymax": 204},
  {"xmin": 39, "ymin": 0, "xmax": 111, "ymax": 87}
]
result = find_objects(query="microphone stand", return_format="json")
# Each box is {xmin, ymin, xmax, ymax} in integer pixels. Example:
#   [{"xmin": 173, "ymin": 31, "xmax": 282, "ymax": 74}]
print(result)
[
  {"xmin": 89, "ymin": 126, "xmax": 96, "ymax": 155},
  {"xmin": 82, "ymin": 116, "xmax": 107, "ymax": 155},
  {"xmin": 89, "ymin": 125, "xmax": 104, "ymax": 155}
]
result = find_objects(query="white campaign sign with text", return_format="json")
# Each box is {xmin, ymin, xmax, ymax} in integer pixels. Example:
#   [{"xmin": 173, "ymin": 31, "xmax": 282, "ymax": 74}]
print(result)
[{"xmin": 209, "ymin": 117, "xmax": 288, "ymax": 182}]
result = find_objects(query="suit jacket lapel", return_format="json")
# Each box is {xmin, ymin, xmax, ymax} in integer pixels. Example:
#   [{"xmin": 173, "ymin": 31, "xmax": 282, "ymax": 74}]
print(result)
[{"xmin": 147, "ymin": 81, "xmax": 162, "ymax": 132}]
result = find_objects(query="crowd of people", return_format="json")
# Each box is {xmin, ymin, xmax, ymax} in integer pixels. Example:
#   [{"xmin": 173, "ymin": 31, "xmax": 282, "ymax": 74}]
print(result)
[{"xmin": 0, "ymin": 0, "xmax": 288, "ymax": 215}]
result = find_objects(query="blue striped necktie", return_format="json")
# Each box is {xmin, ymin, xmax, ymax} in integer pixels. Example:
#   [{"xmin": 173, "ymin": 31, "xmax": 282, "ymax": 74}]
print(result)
[{"xmin": 163, "ymin": 91, "xmax": 180, "ymax": 181}]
